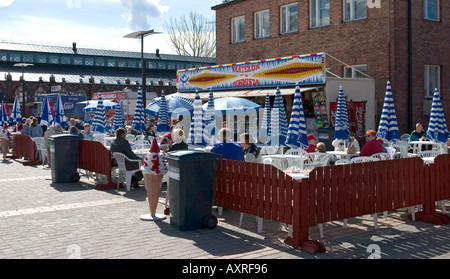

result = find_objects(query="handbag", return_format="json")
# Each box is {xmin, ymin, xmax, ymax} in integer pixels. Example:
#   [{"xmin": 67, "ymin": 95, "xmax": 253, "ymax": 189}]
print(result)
[{"xmin": 346, "ymin": 137, "xmax": 357, "ymax": 154}]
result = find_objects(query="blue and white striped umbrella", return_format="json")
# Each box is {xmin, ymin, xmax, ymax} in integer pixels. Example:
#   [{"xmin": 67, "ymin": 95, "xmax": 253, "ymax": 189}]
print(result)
[
  {"xmin": 267, "ymin": 87, "xmax": 288, "ymax": 146},
  {"xmin": 145, "ymin": 94, "xmax": 194, "ymax": 117},
  {"xmin": 91, "ymin": 93, "xmax": 109, "ymax": 133},
  {"xmin": 204, "ymin": 89, "xmax": 216, "ymax": 136},
  {"xmin": 259, "ymin": 93, "xmax": 271, "ymax": 144},
  {"xmin": 377, "ymin": 81, "xmax": 401, "ymax": 143},
  {"xmin": 187, "ymin": 90, "xmax": 208, "ymax": 147},
  {"xmin": 52, "ymin": 94, "xmax": 68, "ymax": 129},
  {"xmin": 40, "ymin": 95, "xmax": 53, "ymax": 127},
  {"xmin": 285, "ymin": 85, "xmax": 308, "ymax": 149},
  {"xmin": 426, "ymin": 88, "xmax": 449, "ymax": 143},
  {"xmin": 9, "ymin": 96, "xmax": 22, "ymax": 124},
  {"xmin": 111, "ymin": 102, "xmax": 125, "ymax": 132},
  {"xmin": 1, "ymin": 101, "xmax": 8, "ymax": 126},
  {"xmin": 156, "ymin": 90, "xmax": 170, "ymax": 133},
  {"xmin": 131, "ymin": 88, "xmax": 146, "ymax": 133},
  {"xmin": 334, "ymin": 85, "xmax": 350, "ymax": 141}
]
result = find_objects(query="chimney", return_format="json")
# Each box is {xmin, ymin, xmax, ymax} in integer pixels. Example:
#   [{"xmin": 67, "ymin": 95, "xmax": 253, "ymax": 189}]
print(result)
[
  {"xmin": 156, "ymin": 48, "xmax": 160, "ymax": 57},
  {"xmin": 72, "ymin": 42, "xmax": 77, "ymax": 53}
]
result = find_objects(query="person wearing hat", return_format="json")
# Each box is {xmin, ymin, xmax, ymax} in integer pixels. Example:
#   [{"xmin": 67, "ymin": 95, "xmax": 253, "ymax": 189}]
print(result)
[{"xmin": 303, "ymin": 134, "xmax": 318, "ymax": 153}]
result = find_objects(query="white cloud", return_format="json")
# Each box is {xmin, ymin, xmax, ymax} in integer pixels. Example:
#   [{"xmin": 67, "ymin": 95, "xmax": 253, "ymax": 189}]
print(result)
[
  {"xmin": 119, "ymin": 0, "xmax": 170, "ymax": 30},
  {"xmin": 0, "ymin": 0, "xmax": 15, "ymax": 7}
]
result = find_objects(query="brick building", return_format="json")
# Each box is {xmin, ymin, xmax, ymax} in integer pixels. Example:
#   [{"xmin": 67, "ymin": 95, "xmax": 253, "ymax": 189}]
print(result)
[{"xmin": 212, "ymin": 0, "xmax": 449, "ymax": 134}]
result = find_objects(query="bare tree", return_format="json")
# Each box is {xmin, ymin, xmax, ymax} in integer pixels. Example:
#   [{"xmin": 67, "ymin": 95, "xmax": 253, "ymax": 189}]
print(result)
[{"xmin": 163, "ymin": 11, "xmax": 215, "ymax": 58}]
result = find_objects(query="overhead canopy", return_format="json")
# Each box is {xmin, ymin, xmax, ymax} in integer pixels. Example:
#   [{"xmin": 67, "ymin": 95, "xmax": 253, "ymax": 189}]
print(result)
[{"xmin": 175, "ymin": 86, "xmax": 320, "ymax": 100}]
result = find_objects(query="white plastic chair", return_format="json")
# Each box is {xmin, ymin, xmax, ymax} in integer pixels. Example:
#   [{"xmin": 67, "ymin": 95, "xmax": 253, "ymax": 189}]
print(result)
[
  {"xmin": 351, "ymin": 156, "xmax": 380, "ymax": 163},
  {"xmin": 370, "ymin": 152, "xmax": 390, "ymax": 160},
  {"xmin": 417, "ymin": 150, "xmax": 441, "ymax": 158},
  {"xmin": 335, "ymin": 159, "xmax": 351, "ymax": 165},
  {"xmin": 401, "ymin": 133, "xmax": 411, "ymax": 142},
  {"xmin": 112, "ymin": 152, "xmax": 142, "ymax": 191},
  {"xmin": 305, "ymin": 152, "xmax": 331, "ymax": 169},
  {"xmin": 32, "ymin": 137, "xmax": 47, "ymax": 165},
  {"xmin": 260, "ymin": 146, "xmax": 281, "ymax": 155}
]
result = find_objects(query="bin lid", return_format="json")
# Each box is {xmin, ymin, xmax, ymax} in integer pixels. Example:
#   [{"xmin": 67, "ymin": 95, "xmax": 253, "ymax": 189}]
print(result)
[
  {"xmin": 164, "ymin": 150, "xmax": 222, "ymax": 161},
  {"xmin": 49, "ymin": 134, "xmax": 83, "ymax": 141}
]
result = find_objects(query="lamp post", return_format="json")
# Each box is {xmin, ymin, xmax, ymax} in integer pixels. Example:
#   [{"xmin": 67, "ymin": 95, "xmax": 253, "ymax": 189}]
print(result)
[
  {"xmin": 124, "ymin": 30, "xmax": 161, "ymax": 114},
  {"xmin": 13, "ymin": 63, "xmax": 34, "ymax": 116}
]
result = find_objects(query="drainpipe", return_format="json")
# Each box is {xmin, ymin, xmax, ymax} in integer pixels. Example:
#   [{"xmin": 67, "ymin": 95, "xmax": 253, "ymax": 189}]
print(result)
[{"xmin": 408, "ymin": 0, "xmax": 413, "ymax": 131}]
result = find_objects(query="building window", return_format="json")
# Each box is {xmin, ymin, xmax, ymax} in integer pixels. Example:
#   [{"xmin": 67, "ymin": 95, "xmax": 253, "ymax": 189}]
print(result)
[
  {"xmin": 344, "ymin": 64, "xmax": 367, "ymax": 78},
  {"xmin": 148, "ymin": 61, "xmax": 156, "ymax": 69},
  {"xmin": 23, "ymin": 54, "xmax": 34, "ymax": 63},
  {"xmin": 37, "ymin": 55, "xmax": 47, "ymax": 63},
  {"xmin": 281, "ymin": 3, "xmax": 298, "ymax": 34},
  {"xmin": 232, "ymin": 16, "xmax": 245, "ymax": 43},
  {"xmin": 0, "ymin": 52, "xmax": 7, "ymax": 61},
  {"xmin": 343, "ymin": 0, "xmax": 366, "ymax": 22},
  {"xmin": 158, "ymin": 62, "xmax": 166, "ymax": 69},
  {"xmin": 118, "ymin": 59, "xmax": 127, "ymax": 67},
  {"xmin": 311, "ymin": 0, "xmax": 330, "ymax": 28},
  {"xmin": 424, "ymin": 0, "xmax": 439, "ymax": 21},
  {"xmin": 425, "ymin": 65, "xmax": 440, "ymax": 98},
  {"xmin": 108, "ymin": 59, "xmax": 116, "ymax": 67},
  {"xmin": 74, "ymin": 57, "xmax": 83, "ymax": 65},
  {"xmin": 10, "ymin": 53, "xmax": 21, "ymax": 62},
  {"xmin": 128, "ymin": 60, "xmax": 137, "ymax": 68},
  {"xmin": 85, "ymin": 58, "xmax": 94, "ymax": 66},
  {"xmin": 49, "ymin": 56, "xmax": 59, "ymax": 64},
  {"xmin": 61, "ymin": 56, "xmax": 70, "ymax": 65},
  {"xmin": 255, "ymin": 10, "xmax": 270, "ymax": 39},
  {"xmin": 96, "ymin": 59, "xmax": 105, "ymax": 67}
]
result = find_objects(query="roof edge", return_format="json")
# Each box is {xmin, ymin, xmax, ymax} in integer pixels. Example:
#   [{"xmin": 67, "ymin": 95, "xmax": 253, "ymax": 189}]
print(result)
[{"xmin": 211, "ymin": 0, "xmax": 245, "ymax": 10}]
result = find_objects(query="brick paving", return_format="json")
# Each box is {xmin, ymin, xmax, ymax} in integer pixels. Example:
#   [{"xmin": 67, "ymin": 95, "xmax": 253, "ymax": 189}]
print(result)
[{"xmin": 1, "ymin": 157, "xmax": 449, "ymax": 260}]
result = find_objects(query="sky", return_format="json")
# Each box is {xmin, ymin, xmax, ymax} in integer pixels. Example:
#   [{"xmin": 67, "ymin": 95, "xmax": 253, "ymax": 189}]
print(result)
[{"xmin": 0, "ymin": 0, "xmax": 221, "ymax": 55}]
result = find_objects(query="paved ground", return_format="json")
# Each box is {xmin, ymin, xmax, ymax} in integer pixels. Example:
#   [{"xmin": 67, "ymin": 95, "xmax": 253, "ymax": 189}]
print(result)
[{"xmin": 1, "ymin": 157, "xmax": 449, "ymax": 260}]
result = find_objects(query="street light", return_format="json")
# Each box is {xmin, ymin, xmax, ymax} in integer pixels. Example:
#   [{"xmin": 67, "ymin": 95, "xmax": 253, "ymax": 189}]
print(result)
[
  {"xmin": 13, "ymin": 63, "xmax": 34, "ymax": 116},
  {"xmin": 124, "ymin": 30, "xmax": 162, "ymax": 111}
]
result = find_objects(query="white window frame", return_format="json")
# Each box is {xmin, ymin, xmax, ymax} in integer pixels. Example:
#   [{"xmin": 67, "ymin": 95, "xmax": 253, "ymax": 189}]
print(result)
[
  {"xmin": 343, "ymin": 64, "xmax": 368, "ymax": 78},
  {"xmin": 424, "ymin": 0, "xmax": 439, "ymax": 21},
  {"xmin": 232, "ymin": 16, "xmax": 245, "ymax": 43},
  {"xmin": 255, "ymin": 10, "xmax": 270, "ymax": 39},
  {"xmin": 280, "ymin": 3, "xmax": 298, "ymax": 34},
  {"xmin": 310, "ymin": 0, "xmax": 330, "ymax": 28},
  {"xmin": 343, "ymin": 0, "xmax": 367, "ymax": 22},
  {"xmin": 424, "ymin": 65, "xmax": 440, "ymax": 98}
]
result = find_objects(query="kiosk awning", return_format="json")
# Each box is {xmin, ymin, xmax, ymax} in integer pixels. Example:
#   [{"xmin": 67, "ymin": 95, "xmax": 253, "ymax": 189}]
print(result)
[{"xmin": 174, "ymin": 86, "xmax": 320, "ymax": 100}]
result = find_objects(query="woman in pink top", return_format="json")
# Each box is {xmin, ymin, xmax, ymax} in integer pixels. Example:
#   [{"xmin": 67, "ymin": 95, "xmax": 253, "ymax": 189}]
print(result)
[{"xmin": 359, "ymin": 130, "xmax": 384, "ymax": 156}]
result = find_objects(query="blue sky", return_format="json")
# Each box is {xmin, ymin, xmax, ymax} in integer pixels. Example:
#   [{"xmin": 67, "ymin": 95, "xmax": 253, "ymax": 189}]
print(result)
[{"xmin": 0, "ymin": 0, "xmax": 221, "ymax": 54}]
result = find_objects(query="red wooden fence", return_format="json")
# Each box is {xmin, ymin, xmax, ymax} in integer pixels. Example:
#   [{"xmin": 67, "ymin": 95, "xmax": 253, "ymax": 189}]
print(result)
[
  {"xmin": 9, "ymin": 134, "xmax": 42, "ymax": 166},
  {"xmin": 213, "ymin": 154, "xmax": 450, "ymax": 254},
  {"xmin": 77, "ymin": 140, "xmax": 117, "ymax": 190}
]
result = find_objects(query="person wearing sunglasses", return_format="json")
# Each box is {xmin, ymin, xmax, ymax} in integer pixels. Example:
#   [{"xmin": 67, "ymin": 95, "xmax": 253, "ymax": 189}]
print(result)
[{"xmin": 359, "ymin": 130, "xmax": 384, "ymax": 157}]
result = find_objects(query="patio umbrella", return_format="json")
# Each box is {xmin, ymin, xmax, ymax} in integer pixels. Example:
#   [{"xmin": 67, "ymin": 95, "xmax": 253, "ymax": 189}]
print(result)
[
  {"xmin": 0, "ymin": 101, "xmax": 8, "ymax": 126},
  {"xmin": 52, "ymin": 94, "xmax": 68, "ymax": 129},
  {"xmin": 156, "ymin": 90, "xmax": 170, "ymax": 133},
  {"xmin": 111, "ymin": 102, "xmax": 125, "ymax": 132},
  {"xmin": 187, "ymin": 90, "xmax": 208, "ymax": 147},
  {"xmin": 82, "ymin": 100, "xmax": 118, "ymax": 112},
  {"xmin": 377, "ymin": 81, "xmax": 401, "ymax": 143},
  {"xmin": 91, "ymin": 93, "xmax": 109, "ymax": 133},
  {"xmin": 9, "ymin": 96, "xmax": 22, "ymax": 124},
  {"xmin": 285, "ymin": 85, "xmax": 308, "ymax": 149},
  {"xmin": 259, "ymin": 93, "xmax": 271, "ymax": 144},
  {"xmin": 334, "ymin": 85, "xmax": 350, "ymax": 141},
  {"xmin": 267, "ymin": 87, "xmax": 288, "ymax": 146},
  {"xmin": 202, "ymin": 96, "xmax": 261, "ymax": 115},
  {"xmin": 426, "ymin": 88, "xmax": 449, "ymax": 143},
  {"xmin": 204, "ymin": 89, "xmax": 217, "ymax": 137},
  {"xmin": 131, "ymin": 88, "xmax": 146, "ymax": 133},
  {"xmin": 145, "ymin": 94, "xmax": 194, "ymax": 117},
  {"xmin": 40, "ymin": 95, "xmax": 53, "ymax": 127}
]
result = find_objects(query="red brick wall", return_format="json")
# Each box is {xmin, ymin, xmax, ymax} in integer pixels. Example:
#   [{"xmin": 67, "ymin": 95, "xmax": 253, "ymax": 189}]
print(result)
[{"xmin": 214, "ymin": 0, "xmax": 450, "ymax": 134}]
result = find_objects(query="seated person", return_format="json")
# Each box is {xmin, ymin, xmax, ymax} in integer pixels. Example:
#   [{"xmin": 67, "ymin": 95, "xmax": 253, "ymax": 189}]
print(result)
[
  {"xmin": 303, "ymin": 134, "xmax": 318, "ymax": 153},
  {"xmin": 167, "ymin": 128, "xmax": 188, "ymax": 152},
  {"xmin": 317, "ymin": 142, "xmax": 326, "ymax": 153},
  {"xmin": 110, "ymin": 127, "xmax": 143, "ymax": 189},
  {"xmin": 409, "ymin": 122, "xmax": 432, "ymax": 151},
  {"xmin": 211, "ymin": 128, "xmax": 243, "ymax": 161},
  {"xmin": 239, "ymin": 133, "xmax": 262, "ymax": 163},
  {"xmin": 69, "ymin": 126, "xmax": 83, "ymax": 137},
  {"xmin": 359, "ymin": 130, "xmax": 384, "ymax": 157},
  {"xmin": 82, "ymin": 123, "xmax": 94, "ymax": 140}
]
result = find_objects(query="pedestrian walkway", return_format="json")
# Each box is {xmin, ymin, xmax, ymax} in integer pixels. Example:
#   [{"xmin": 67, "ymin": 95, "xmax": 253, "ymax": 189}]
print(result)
[{"xmin": 1, "ymin": 158, "xmax": 449, "ymax": 259}]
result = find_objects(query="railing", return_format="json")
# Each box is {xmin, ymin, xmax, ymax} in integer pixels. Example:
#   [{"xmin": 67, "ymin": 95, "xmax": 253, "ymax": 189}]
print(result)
[
  {"xmin": 77, "ymin": 140, "xmax": 116, "ymax": 190},
  {"xmin": 213, "ymin": 155, "xmax": 450, "ymax": 254},
  {"xmin": 9, "ymin": 134, "xmax": 42, "ymax": 166}
]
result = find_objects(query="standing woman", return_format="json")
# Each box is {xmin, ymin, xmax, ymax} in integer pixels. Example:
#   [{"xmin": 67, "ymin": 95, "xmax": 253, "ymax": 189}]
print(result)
[{"xmin": 1, "ymin": 123, "xmax": 11, "ymax": 161}]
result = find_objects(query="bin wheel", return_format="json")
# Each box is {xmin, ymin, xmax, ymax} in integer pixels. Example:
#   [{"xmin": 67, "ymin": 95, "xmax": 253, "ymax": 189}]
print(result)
[
  {"xmin": 203, "ymin": 214, "xmax": 218, "ymax": 229},
  {"xmin": 72, "ymin": 172, "xmax": 80, "ymax": 182}
]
